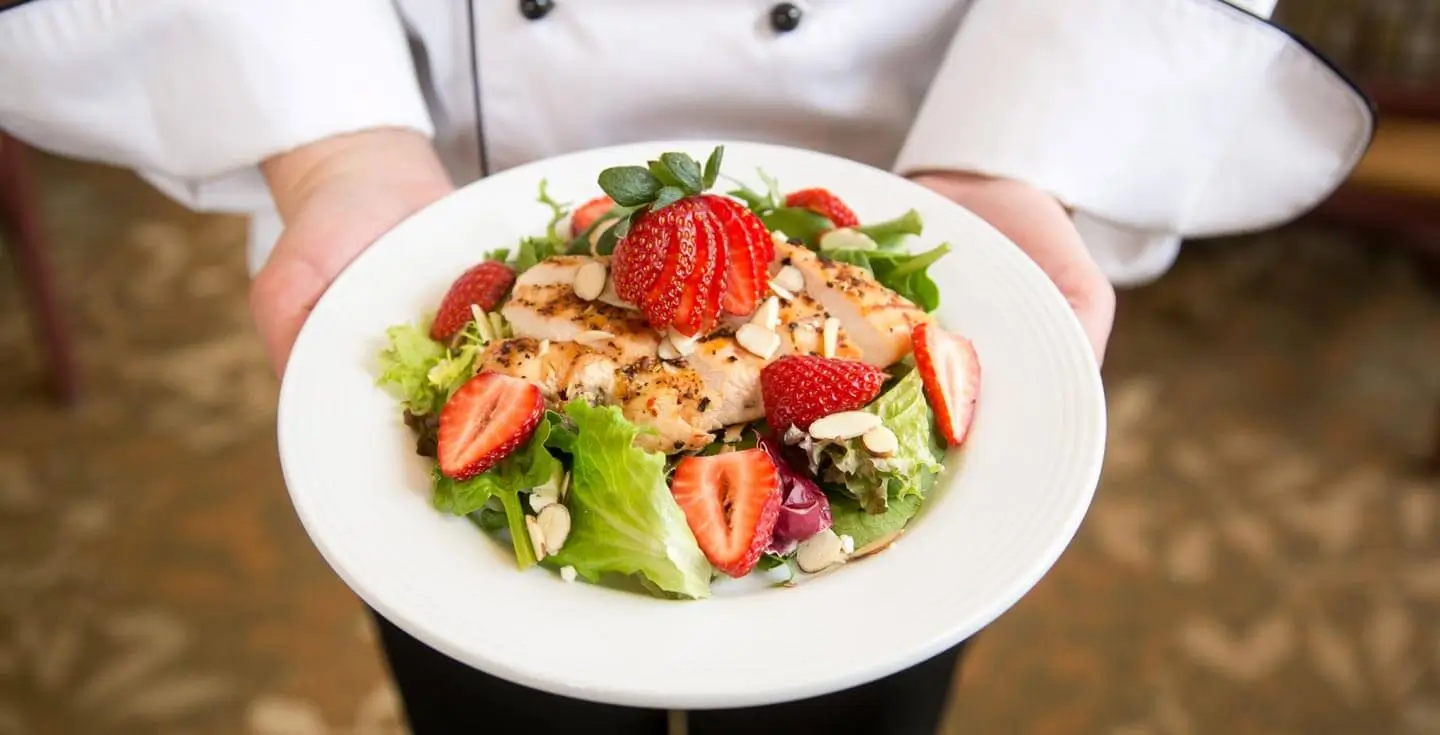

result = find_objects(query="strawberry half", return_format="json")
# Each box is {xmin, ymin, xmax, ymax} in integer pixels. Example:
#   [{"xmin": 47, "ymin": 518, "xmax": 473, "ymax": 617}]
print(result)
[
  {"xmin": 570, "ymin": 195, "xmax": 615, "ymax": 235},
  {"xmin": 702, "ymin": 195, "xmax": 771, "ymax": 316},
  {"xmin": 436, "ymin": 372, "xmax": 545, "ymax": 480},
  {"xmin": 784, "ymin": 188, "xmax": 860, "ymax": 229},
  {"xmin": 430, "ymin": 261, "xmax": 516, "ymax": 342},
  {"xmin": 760, "ymin": 355, "xmax": 887, "ymax": 433},
  {"xmin": 670, "ymin": 448, "xmax": 782, "ymax": 577},
  {"xmin": 912, "ymin": 322, "xmax": 981, "ymax": 446}
]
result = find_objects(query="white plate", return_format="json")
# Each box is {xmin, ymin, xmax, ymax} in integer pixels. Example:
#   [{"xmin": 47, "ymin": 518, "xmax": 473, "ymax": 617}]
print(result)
[{"xmin": 277, "ymin": 140, "xmax": 1106, "ymax": 710}]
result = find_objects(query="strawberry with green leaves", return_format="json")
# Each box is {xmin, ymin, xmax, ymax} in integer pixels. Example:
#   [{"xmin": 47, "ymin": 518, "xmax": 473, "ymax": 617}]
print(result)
[{"xmin": 597, "ymin": 146, "xmax": 774, "ymax": 335}]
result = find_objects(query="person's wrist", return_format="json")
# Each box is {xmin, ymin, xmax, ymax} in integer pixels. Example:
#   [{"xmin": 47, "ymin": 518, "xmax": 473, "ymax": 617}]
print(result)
[{"xmin": 261, "ymin": 127, "xmax": 452, "ymax": 223}]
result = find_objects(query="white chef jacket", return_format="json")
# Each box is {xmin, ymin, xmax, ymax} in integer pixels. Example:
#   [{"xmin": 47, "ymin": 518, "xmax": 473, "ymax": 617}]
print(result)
[{"xmin": 0, "ymin": 0, "xmax": 1373, "ymax": 286}]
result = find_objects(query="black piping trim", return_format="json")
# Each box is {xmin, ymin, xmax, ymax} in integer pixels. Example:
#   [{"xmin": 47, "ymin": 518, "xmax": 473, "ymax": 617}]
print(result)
[
  {"xmin": 466, "ymin": 0, "xmax": 490, "ymax": 177},
  {"xmin": 1209, "ymin": 0, "xmax": 1378, "ymax": 148}
]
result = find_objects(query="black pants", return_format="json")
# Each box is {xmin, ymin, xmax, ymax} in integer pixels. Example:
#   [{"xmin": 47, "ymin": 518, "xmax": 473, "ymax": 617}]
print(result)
[{"xmin": 371, "ymin": 609, "xmax": 968, "ymax": 735}]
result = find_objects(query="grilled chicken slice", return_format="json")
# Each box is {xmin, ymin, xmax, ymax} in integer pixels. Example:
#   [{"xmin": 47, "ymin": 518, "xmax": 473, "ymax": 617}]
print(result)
[
  {"xmin": 478, "ymin": 337, "xmax": 718, "ymax": 453},
  {"xmin": 614, "ymin": 357, "xmax": 722, "ymax": 453},
  {"xmin": 772, "ymin": 242, "xmax": 933, "ymax": 367},
  {"xmin": 501, "ymin": 256, "xmax": 656, "ymax": 363},
  {"xmin": 478, "ymin": 337, "xmax": 618, "ymax": 404},
  {"xmin": 683, "ymin": 333, "xmax": 769, "ymax": 427}
]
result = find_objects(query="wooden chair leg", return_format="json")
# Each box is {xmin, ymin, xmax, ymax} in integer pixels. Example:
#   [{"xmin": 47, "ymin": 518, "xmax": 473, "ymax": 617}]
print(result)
[{"xmin": 0, "ymin": 133, "xmax": 79, "ymax": 405}]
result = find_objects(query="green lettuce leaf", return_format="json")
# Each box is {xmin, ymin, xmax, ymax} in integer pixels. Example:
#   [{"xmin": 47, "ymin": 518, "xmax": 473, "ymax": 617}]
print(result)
[
  {"xmin": 376, "ymin": 321, "xmax": 447, "ymax": 415},
  {"xmin": 855, "ymin": 209, "xmax": 923, "ymax": 250},
  {"xmin": 828, "ymin": 492, "xmax": 921, "ymax": 550},
  {"xmin": 431, "ymin": 419, "xmax": 564, "ymax": 570},
  {"xmin": 824, "ymin": 243, "xmax": 950, "ymax": 312},
  {"xmin": 801, "ymin": 369, "xmax": 945, "ymax": 512},
  {"xmin": 547, "ymin": 400, "xmax": 712, "ymax": 600}
]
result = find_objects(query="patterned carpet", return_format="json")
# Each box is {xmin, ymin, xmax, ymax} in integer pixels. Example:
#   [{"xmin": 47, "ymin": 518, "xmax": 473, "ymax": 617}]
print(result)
[{"xmin": 1, "ymin": 153, "xmax": 1438, "ymax": 735}]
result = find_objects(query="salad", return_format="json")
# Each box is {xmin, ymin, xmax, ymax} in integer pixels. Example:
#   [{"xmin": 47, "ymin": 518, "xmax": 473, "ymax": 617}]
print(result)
[{"xmin": 376, "ymin": 146, "xmax": 981, "ymax": 600}]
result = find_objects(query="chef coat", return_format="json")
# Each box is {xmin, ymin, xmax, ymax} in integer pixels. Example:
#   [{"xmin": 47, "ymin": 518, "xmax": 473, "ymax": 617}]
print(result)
[{"xmin": 0, "ymin": 0, "xmax": 1373, "ymax": 285}]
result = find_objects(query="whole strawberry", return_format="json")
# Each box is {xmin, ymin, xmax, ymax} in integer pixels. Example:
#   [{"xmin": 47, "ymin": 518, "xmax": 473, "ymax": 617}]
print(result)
[
  {"xmin": 429, "ymin": 261, "xmax": 516, "ymax": 341},
  {"xmin": 784, "ymin": 188, "xmax": 860, "ymax": 229},
  {"xmin": 760, "ymin": 355, "xmax": 887, "ymax": 433}
]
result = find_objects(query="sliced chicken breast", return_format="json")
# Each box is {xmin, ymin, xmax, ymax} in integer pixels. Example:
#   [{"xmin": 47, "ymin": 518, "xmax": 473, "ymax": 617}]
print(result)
[
  {"xmin": 478, "ymin": 337, "xmax": 618, "ymax": 404},
  {"xmin": 772, "ymin": 242, "xmax": 933, "ymax": 367},
  {"xmin": 479, "ymin": 337, "xmax": 717, "ymax": 453},
  {"xmin": 502, "ymin": 256, "xmax": 658, "ymax": 364},
  {"xmin": 683, "ymin": 333, "xmax": 769, "ymax": 427},
  {"xmin": 614, "ymin": 357, "xmax": 721, "ymax": 453}
]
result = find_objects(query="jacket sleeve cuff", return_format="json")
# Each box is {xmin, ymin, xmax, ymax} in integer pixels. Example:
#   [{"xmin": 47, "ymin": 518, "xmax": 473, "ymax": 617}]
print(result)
[
  {"xmin": 0, "ymin": 0, "xmax": 434, "ymax": 212},
  {"xmin": 893, "ymin": 0, "xmax": 1375, "ymax": 285}
]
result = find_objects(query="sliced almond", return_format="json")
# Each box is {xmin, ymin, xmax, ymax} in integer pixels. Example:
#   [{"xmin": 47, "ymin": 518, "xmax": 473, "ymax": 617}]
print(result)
[
  {"xmin": 488, "ymin": 312, "xmax": 507, "ymax": 339},
  {"xmin": 559, "ymin": 471, "xmax": 571, "ymax": 500},
  {"xmin": 538, "ymin": 339, "xmax": 550, "ymax": 357},
  {"xmin": 771, "ymin": 230, "xmax": 791, "ymax": 248},
  {"xmin": 769, "ymin": 281, "xmax": 796, "ymax": 302},
  {"xmin": 667, "ymin": 328, "xmax": 699, "ymax": 357},
  {"xmin": 657, "ymin": 339, "xmax": 683, "ymax": 361},
  {"xmin": 538, "ymin": 504, "xmax": 571, "ymax": 553},
  {"xmin": 861, "ymin": 425, "xmax": 898, "ymax": 457},
  {"xmin": 750, "ymin": 296, "xmax": 781, "ymax": 331},
  {"xmin": 525, "ymin": 516, "xmax": 548, "ymax": 561},
  {"xmin": 723, "ymin": 424, "xmax": 745, "ymax": 443},
  {"xmin": 772, "ymin": 265, "xmax": 805, "ymax": 295},
  {"xmin": 528, "ymin": 493, "xmax": 556, "ymax": 513},
  {"xmin": 796, "ymin": 529, "xmax": 845, "ymax": 573},
  {"xmin": 736, "ymin": 323, "xmax": 781, "ymax": 359},
  {"xmin": 560, "ymin": 565, "xmax": 578, "ymax": 583},
  {"xmin": 574, "ymin": 330, "xmax": 614, "ymax": 347},
  {"xmin": 822, "ymin": 317, "xmax": 840, "ymax": 358},
  {"xmin": 808, "ymin": 411, "xmax": 881, "ymax": 441},
  {"xmin": 839, "ymin": 534, "xmax": 855, "ymax": 556},
  {"xmin": 573, "ymin": 261, "xmax": 607, "ymax": 301}
]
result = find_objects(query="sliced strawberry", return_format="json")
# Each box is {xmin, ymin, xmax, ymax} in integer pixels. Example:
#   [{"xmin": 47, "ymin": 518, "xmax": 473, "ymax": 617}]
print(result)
[
  {"xmin": 759, "ymin": 355, "xmax": 887, "ymax": 433},
  {"xmin": 639, "ymin": 201, "xmax": 700, "ymax": 331},
  {"xmin": 670, "ymin": 203, "xmax": 724, "ymax": 336},
  {"xmin": 611, "ymin": 206, "xmax": 679, "ymax": 304},
  {"xmin": 670, "ymin": 448, "xmax": 782, "ymax": 578},
  {"xmin": 570, "ymin": 195, "xmax": 615, "ymax": 235},
  {"xmin": 703, "ymin": 195, "xmax": 771, "ymax": 316},
  {"xmin": 784, "ymin": 188, "xmax": 860, "ymax": 229},
  {"xmin": 430, "ymin": 261, "xmax": 516, "ymax": 342},
  {"xmin": 912, "ymin": 322, "xmax": 981, "ymax": 446},
  {"xmin": 437, "ymin": 372, "xmax": 545, "ymax": 480}
]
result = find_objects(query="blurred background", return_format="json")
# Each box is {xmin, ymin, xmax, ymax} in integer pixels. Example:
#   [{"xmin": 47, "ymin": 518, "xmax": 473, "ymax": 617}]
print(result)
[{"xmin": 1, "ymin": 3, "xmax": 1438, "ymax": 734}]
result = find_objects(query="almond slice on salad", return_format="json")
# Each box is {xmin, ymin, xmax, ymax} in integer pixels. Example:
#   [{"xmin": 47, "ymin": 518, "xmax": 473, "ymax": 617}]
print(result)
[
  {"xmin": 861, "ymin": 425, "xmax": 898, "ymax": 457},
  {"xmin": 796, "ymin": 528, "xmax": 846, "ymax": 573},
  {"xmin": 807, "ymin": 411, "xmax": 881, "ymax": 442},
  {"xmin": 572, "ymin": 261, "xmax": 607, "ymax": 302},
  {"xmin": 736, "ymin": 323, "xmax": 780, "ymax": 359},
  {"xmin": 772, "ymin": 265, "xmax": 805, "ymax": 295},
  {"xmin": 750, "ymin": 296, "xmax": 781, "ymax": 331},
  {"xmin": 525, "ymin": 515, "xmax": 548, "ymax": 562},
  {"xmin": 537, "ymin": 504, "xmax": 571, "ymax": 553},
  {"xmin": 666, "ymin": 328, "xmax": 699, "ymax": 357}
]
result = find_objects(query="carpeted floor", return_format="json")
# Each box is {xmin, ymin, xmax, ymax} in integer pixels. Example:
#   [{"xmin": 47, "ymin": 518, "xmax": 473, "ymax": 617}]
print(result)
[{"xmin": 1, "ymin": 154, "xmax": 1438, "ymax": 735}]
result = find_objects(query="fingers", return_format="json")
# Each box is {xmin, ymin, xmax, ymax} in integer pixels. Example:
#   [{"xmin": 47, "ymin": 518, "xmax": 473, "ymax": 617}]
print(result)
[
  {"xmin": 908, "ymin": 172, "xmax": 1116, "ymax": 366},
  {"xmin": 250, "ymin": 251, "xmax": 330, "ymax": 378}
]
